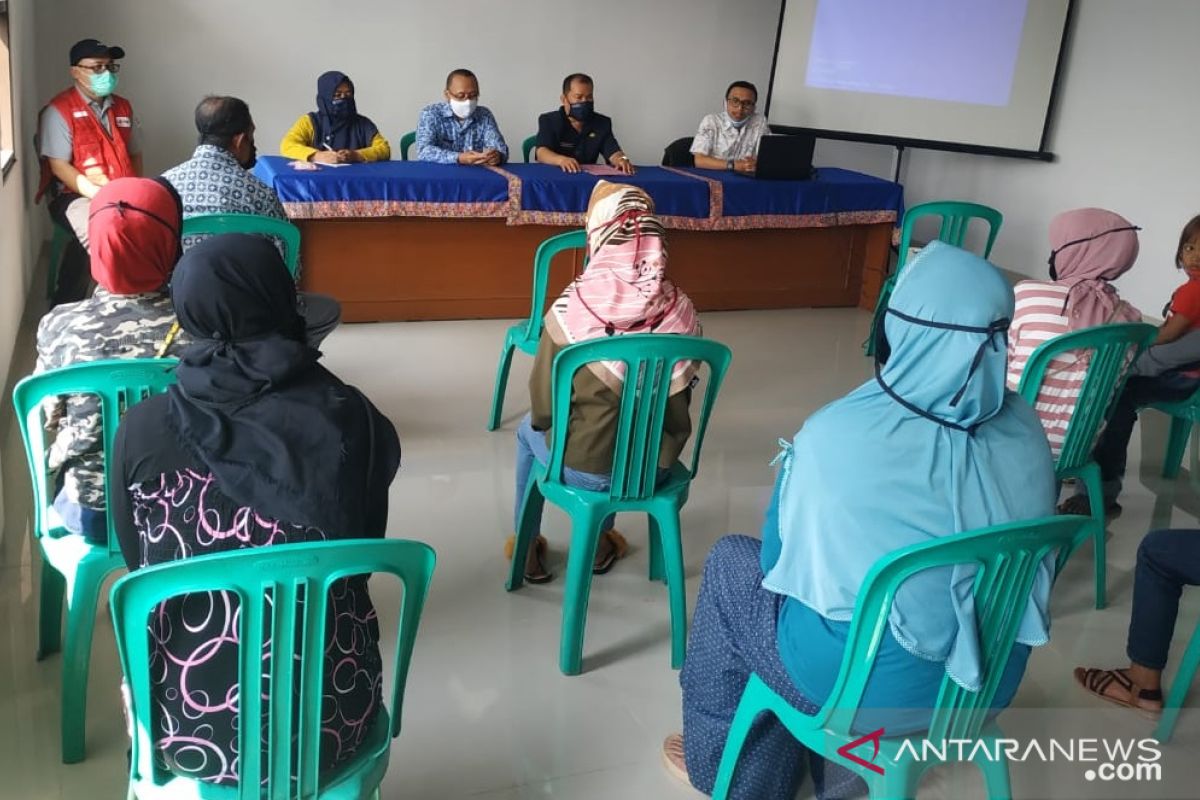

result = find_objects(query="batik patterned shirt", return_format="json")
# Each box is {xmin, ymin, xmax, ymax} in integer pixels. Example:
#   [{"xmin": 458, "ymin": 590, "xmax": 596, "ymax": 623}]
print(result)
[
  {"xmin": 415, "ymin": 102, "xmax": 509, "ymax": 164},
  {"xmin": 161, "ymin": 145, "xmax": 292, "ymax": 263},
  {"xmin": 35, "ymin": 289, "xmax": 189, "ymax": 510},
  {"xmin": 689, "ymin": 112, "xmax": 771, "ymax": 161}
]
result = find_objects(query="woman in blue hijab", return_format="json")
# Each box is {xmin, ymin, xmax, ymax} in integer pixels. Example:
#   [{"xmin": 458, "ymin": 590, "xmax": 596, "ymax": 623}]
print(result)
[
  {"xmin": 661, "ymin": 242, "xmax": 1057, "ymax": 800},
  {"xmin": 280, "ymin": 71, "xmax": 391, "ymax": 163}
]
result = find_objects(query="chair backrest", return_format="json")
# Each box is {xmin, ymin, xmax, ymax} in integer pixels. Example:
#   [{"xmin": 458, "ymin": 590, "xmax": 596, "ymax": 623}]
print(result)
[
  {"xmin": 522, "ymin": 134, "xmax": 537, "ymax": 163},
  {"xmin": 521, "ymin": 229, "xmax": 587, "ymax": 345},
  {"xmin": 661, "ymin": 137, "xmax": 696, "ymax": 168},
  {"xmin": 547, "ymin": 334, "xmax": 733, "ymax": 500},
  {"xmin": 111, "ymin": 538, "xmax": 436, "ymax": 799},
  {"xmin": 400, "ymin": 130, "xmax": 416, "ymax": 160},
  {"xmin": 181, "ymin": 213, "xmax": 301, "ymax": 277},
  {"xmin": 816, "ymin": 515, "xmax": 1089, "ymax": 741},
  {"xmin": 1016, "ymin": 322, "xmax": 1157, "ymax": 474},
  {"xmin": 896, "ymin": 200, "xmax": 1003, "ymax": 270},
  {"xmin": 11, "ymin": 358, "xmax": 179, "ymax": 557}
]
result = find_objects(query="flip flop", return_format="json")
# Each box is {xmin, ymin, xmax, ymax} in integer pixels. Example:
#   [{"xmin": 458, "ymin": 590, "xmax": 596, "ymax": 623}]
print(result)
[
  {"xmin": 593, "ymin": 529, "xmax": 629, "ymax": 575},
  {"xmin": 1074, "ymin": 667, "xmax": 1163, "ymax": 718},
  {"xmin": 504, "ymin": 534, "xmax": 554, "ymax": 584}
]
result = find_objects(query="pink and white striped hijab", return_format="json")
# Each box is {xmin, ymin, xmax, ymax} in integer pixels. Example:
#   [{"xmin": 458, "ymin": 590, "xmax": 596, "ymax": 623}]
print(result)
[{"xmin": 545, "ymin": 182, "xmax": 701, "ymax": 394}]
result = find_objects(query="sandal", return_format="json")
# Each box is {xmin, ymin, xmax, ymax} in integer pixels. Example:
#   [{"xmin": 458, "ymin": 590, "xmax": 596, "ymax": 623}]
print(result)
[
  {"xmin": 661, "ymin": 733, "xmax": 695, "ymax": 789},
  {"xmin": 1057, "ymin": 494, "xmax": 1122, "ymax": 520},
  {"xmin": 504, "ymin": 534, "xmax": 554, "ymax": 584},
  {"xmin": 1074, "ymin": 667, "xmax": 1163, "ymax": 718},
  {"xmin": 593, "ymin": 530, "xmax": 629, "ymax": 575}
]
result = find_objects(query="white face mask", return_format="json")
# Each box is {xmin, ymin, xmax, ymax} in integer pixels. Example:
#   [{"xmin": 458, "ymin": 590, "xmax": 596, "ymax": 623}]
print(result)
[
  {"xmin": 726, "ymin": 111, "xmax": 750, "ymax": 129},
  {"xmin": 449, "ymin": 98, "xmax": 477, "ymax": 119}
]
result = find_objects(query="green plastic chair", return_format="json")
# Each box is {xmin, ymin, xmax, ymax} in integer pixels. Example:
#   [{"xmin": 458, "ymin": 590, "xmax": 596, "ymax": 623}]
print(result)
[
  {"xmin": 400, "ymin": 130, "xmax": 416, "ymax": 161},
  {"xmin": 1155, "ymin": 613, "xmax": 1200, "ymax": 744},
  {"xmin": 1150, "ymin": 388, "xmax": 1200, "ymax": 479},
  {"xmin": 522, "ymin": 135, "xmax": 537, "ymax": 163},
  {"xmin": 507, "ymin": 334, "xmax": 733, "ymax": 675},
  {"xmin": 486, "ymin": 229, "xmax": 587, "ymax": 430},
  {"xmin": 1016, "ymin": 322, "xmax": 1157, "ymax": 609},
  {"xmin": 11, "ymin": 357, "xmax": 179, "ymax": 763},
  {"xmin": 110, "ymin": 538, "xmax": 436, "ymax": 800},
  {"xmin": 866, "ymin": 201, "xmax": 1004, "ymax": 356},
  {"xmin": 181, "ymin": 213, "xmax": 301, "ymax": 277},
  {"xmin": 712, "ymin": 515, "xmax": 1089, "ymax": 800}
]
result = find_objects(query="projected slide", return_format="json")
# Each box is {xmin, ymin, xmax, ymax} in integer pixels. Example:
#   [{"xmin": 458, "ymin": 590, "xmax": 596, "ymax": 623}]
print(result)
[{"xmin": 805, "ymin": 0, "xmax": 1029, "ymax": 107}]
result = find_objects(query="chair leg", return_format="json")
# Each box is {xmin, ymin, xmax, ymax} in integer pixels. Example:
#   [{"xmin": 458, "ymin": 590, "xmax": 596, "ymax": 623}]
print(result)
[
  {"xmin": 59, "ymin": 557, "xmax": 109, "ymax": 763},
  {"xmin": 559, "ymin": 506, "xmax": 607, "ymax": 676},
  {"xmin": 487, "ymin": 341, "xmax": 518, "ymax": 431},
  {"xmin": 711, "ymin": 702, "xmax": 766, "ymax": 800},
  {"xmin": 1155, "ymin": 622, "xmax": 1200, "ymax": 743},
  {"xmin": 1078, "ymin": 462, "xmax": 1107, "ymax": 610},
  {"xmin": 877, "ymin": 761, "xmax": 921, "ymax": 800},
  {"xmin": 38, "ymin": 558, "xmax": 66, "ymax": 660},
  {"xmin": 651, "ymin": 509, "xmax": 688, "ymax": 669},
  {"xmin": 506, "ymin": 477, "xmax": 545, "ymax": 592},
  {"xmin": 47, "ymin": 227, "xmax": 67, "ymax": 303},
  {"xmin": 648, "ymin": 516, "xmax": 665, "ymax": 583},
  {"xmin": 1162, "ymin": 417, "xmax": 1194, "ymax": 480},
  {"xmin": 974, "ymin": 750, "xmax": 1013, "ymax": 800}
]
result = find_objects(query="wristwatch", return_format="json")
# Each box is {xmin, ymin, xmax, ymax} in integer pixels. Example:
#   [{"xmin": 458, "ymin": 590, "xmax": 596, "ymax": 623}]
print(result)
[{"xmin": 726, "ymin": 159, "xmax": 735, "ymax": 171}]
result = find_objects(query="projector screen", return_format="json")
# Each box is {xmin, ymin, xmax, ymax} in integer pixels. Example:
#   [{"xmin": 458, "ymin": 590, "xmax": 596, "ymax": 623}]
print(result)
[{"xmin": 767, "ymin": 0, "xmax": 1073, "ymax": 158}]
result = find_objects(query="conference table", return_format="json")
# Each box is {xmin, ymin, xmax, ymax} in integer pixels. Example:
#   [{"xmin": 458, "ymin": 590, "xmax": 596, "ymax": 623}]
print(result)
[{"xmin": 253, "ymin": 156, "xmax": 904, "ymax": 322}]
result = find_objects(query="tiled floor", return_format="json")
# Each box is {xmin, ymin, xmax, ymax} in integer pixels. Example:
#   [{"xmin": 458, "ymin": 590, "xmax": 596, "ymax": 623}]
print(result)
[{"xmin": 1, "ymin": 303, "xmax": 1199, "ymax": 799}]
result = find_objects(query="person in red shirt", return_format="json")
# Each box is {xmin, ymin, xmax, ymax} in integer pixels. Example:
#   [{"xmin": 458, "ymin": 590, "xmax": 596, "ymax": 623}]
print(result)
[
  {"xmin": 36, "ymin": 39, "xmax": 143, "ymax": 303},
  {"xmin": 1062, "ymin": 214, "xmax": 1200, "ymax": 517}
]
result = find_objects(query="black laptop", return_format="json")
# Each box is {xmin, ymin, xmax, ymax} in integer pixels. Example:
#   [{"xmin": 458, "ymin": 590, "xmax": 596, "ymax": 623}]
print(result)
[{"xmin": 755, "ymin": 133, "xmax": 816, "ymax": 181}]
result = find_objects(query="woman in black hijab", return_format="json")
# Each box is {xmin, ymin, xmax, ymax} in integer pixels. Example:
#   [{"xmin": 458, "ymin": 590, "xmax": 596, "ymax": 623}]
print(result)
[
  {"xmin": 280, "ymin": 70, "xmax": 391, "ymax": 163},
  {"xmin": 111, "ymin": 233, "xmax": 401, "ymax": 786}
]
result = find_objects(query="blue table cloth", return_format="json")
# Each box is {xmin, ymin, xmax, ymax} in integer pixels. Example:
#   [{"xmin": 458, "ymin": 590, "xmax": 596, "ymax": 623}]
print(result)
[
  {"xmin": 254, "ymin": 156, "xmax": 903, "ymax": 231},
  {"xmin": 253, "ymin": 156, "xmax": 510, "ymax": 219}
]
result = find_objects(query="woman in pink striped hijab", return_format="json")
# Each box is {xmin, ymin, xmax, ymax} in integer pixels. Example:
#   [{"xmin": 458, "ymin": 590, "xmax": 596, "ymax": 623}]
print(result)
[
  {"xmin": 1007, "ymin": 207, "xmax": 1143, "ymax": 463},
  {"xmin": 504, "ymin": 182, "xmax": 702, "ymax": 582}
]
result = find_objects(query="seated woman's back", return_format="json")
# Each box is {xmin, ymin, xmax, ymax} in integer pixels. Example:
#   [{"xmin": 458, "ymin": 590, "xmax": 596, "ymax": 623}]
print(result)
[
  {"xmin": 530, "ymin": 181, "xmax": 702, "ymax": 472},
  {"xmin": 765, "ymin": 242, "xmax": 1058, "ymax": 729},
  {"xmin": 1007, "ymin": 208, "xmax": 1142, "ymax": 458},
  {"xmin": 111, "ymin": 234, "xmax": 401, "ymax": 785}
]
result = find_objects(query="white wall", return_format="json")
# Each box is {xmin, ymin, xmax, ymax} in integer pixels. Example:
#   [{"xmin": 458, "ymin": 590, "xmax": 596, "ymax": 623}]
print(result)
[
  {"xmin": 1, "ymin": 0, "xmax": 41, "ymax": 541},
  {"xmin": 28, "ymin": 0, "xmax": 1198, "ymax": 315},
  {"xmin": 35, "ymin": 0, "xmax": 781, "ymax": 174},
  {"xmin": 826, "ymin": 0, "xmax": 1200, "ymax": 317}
]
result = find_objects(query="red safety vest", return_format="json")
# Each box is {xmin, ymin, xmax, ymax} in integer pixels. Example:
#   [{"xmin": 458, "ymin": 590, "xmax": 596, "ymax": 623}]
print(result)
[{"xmin": 35, "ymin": 87, "xmax": 136, "ymax": 203}]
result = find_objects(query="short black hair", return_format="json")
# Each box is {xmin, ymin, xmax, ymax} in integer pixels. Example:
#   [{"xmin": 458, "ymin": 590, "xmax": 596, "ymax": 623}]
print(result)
[
  {"xmin": 562, "ymin": 73, "xmax": 593, "ymax": 95},
  {"xmin": 725, "ymin": 81, "xmax": 758, "ymax": 102},
  {"xmin": 195, "ymin": 96, "xmax": 252, "ymax": 148},
  {"xmin": 446, "ymin": 68, "xmax": 477, "ymax": 89},
  {"xmin": 1177, "ymin": 214, "xmax": 1200, "ymax": 269}
]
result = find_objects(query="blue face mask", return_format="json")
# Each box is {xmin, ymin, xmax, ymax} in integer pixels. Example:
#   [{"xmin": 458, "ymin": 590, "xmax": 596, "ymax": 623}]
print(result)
[
  {"xmin": 726, "ymin": 111, "xmax": 750, "ymax": 129},
  {"xmin": 569, "ymin": 101, "xmax": 594, "ymax": 122},
  {"xmin": 89, "ymin": 70, "xmax": 118, "ymax": 98},
  {"xmin": 329, "ymin": 97, "xmax": 351, "ymax": 118}
]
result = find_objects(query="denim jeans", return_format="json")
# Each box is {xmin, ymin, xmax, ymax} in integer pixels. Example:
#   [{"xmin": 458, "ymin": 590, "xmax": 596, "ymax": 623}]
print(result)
[
  {"xmin": 1075, "ymin": 373, "xmax": 1200, "ymax": 502},
  {"xmin": 1127, "ymin": 529, "xmax": 1200, "ymax": 670},
  {"xmin": 513, "ymin": 414, "xmax": 615, "ymax": 533}
]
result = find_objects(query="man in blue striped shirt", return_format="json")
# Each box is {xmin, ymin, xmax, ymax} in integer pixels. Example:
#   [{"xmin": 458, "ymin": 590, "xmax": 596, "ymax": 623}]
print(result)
[{"xmin": 416, "ymin": 69, "xmax": 509, "ymax": 165}]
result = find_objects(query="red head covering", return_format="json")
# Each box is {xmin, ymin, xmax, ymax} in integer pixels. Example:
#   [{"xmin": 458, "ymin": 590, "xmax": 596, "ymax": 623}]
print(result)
[{"xmin": 88, "ymin": 178, "xmax": 181, "ymax": 294}]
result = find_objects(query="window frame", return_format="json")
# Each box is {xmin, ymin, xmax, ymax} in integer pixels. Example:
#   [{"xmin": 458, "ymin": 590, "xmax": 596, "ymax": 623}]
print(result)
[{"xmin": 0, "ymin": 0, "xmax": 16, "ymax": 182}]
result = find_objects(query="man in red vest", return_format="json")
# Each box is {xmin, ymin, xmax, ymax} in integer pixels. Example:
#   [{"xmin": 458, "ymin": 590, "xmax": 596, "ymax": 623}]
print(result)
[{"xmin": 37, "ymin": 39, "xmax": 143, "ymax": 303}]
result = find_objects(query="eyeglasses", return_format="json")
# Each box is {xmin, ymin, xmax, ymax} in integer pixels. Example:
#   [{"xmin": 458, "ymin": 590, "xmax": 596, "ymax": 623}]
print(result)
[
  {"xmin": 726, "ymin": 98, "xmax": 756, "ymax": 110},
  {"xmin": 447, "ymin": 91, "xmax": 479, "ymax": 101},
  {"xmin": 75, "ymin": 62, "xmax": 120, "ymax": 74}
]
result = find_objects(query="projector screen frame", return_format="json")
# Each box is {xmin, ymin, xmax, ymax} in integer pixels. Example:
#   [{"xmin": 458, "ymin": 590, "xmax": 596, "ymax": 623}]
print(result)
[{"xmin": 763, "ymin": 0, "xmax": 1076, "ymax": 162}]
